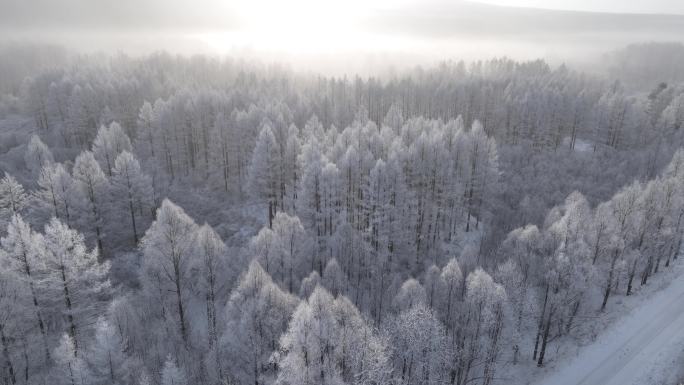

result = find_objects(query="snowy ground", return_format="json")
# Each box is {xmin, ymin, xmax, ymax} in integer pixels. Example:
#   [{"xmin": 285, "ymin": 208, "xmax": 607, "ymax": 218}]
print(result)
[{"xmin": 531, "ymin": 259, "xmax": 684, "ymax": 385}]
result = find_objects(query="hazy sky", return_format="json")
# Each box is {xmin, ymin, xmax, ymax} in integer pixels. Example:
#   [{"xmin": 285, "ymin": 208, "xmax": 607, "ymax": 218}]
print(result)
[
  {"xmin": 2, "ymin": 0, "xmax": 684, "ymax": 73},
  {"xmin": 473, "ymin": 0, "xmax": 684, "ymax": 14}
]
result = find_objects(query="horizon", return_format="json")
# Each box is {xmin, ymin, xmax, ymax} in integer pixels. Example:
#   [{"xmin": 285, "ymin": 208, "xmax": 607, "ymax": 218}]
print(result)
[{"xmin": 2, "ymin": 0, "xmax": 684, "ymax": 75}]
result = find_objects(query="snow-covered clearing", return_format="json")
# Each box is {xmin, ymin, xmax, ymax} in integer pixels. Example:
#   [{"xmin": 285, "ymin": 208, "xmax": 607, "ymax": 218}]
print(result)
[{"xmin": 533, "ymin": 260, "xmax": 684, "ymax": 385}]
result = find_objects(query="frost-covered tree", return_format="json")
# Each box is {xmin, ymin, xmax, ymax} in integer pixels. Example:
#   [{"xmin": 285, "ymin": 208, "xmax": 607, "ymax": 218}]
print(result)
[
  {"xmin": 52, "ymin": 334, "xmax": 89, "ymax": 385},
  {"xmin": 25, "ymin": 134, "xmax": 54, "ymax": 177},
  {"xmin": 72, "ymin": 151, "xmax": 108, "ymax": 254},
  {"xmin": 364, "ymin": 158, "xmax": 400, "ymax": 296},
  {"xmin": 298, "ymin": 138, "xmax": 340, "ymax": 268},
  {"xmin": 283, "ymin": 124, "xmax": 301, "ymax": 212},
  {"xmin": 276, "ymin": 287, "xmax": 391, "ymax": 385},
  {"xmin": 194, "ymin": 223, "xmax": 228, "ymax": 350},
  {"xmin": 41, "ymin": 218, "xmax": 111, "ymax": 355},
  {"xmin": 35, "ymin": 163, "xmax": 77, "ymax": 224},
  {"xmin": 140, "ymin": 199, "xmax": 198, "ymax": 345},
  {"xmin": 221, "ymin": 261, "xmax": 297, "ymax": 385},
  {"xmin": 463, "ymin": 121, "xmax": 499, "ymax": 232},
  {"xmin": 439, "ymin": 257, "xmax": 463, "ymax": 331},
  {"xmin": 393, "ymin": 278, "xmax": 427, "ymax": 312},
  {"xmin": 497, "ymin": 224, "xmax": 543, "ymax": 320},
  {"xmin": 110, "ymin": 151, "xmax": 152, "ymax": 245},
  {"xmin": 494, "ymin": 259, "xmax": 526, "ymax": 363},
  {"xmin": 248, "ymin": 122, "xmax": 282, "ymax": 228},
  {"xmin": 66, "ymin": 85, "xmax": 93, "ymax": 147},
  {"xmin": 600, "ymin": 181, "xmax": 641, "ymax": 309},
  {"xmin": 137, "ymin": 101, "xmax": 156, "ymax": 159},
  {"xmin": 296, "ymin": 137, "xmax": 325, "ymax": 236},
  {"xmin": 87, "ymin": 318, "xmax": 130, "ymax": 385},
  {"xmin": 423, "ymin": 264, "xmax": 442, "ymax": 309},
  {"xmin": 271, "ymin": 212, "xmax": 311, "ymax": 291},
  {"xmin": 322, "ymin": 258, "xmax": 346, "ymax": 297},
  {"xmin": 248, "ymin": 226, "xmax": 279, "ymax": 278},
  {"xmin": 209, "ymin": 111, "xmax": 232, "ymax": 193},
  {"xmin": 0, "ymin": 215, "xmax": 50, "ymax": 360},
  {"xmin": 383, "ymin": 102, "xmax": 404, "ymax": 130},
  {"xmin": 546, "ymin": 192, "xmax": 595, "ymax": 327},
  {"xmin": 299, "ymin": 270, "xmax": 321, "ymax": 299},
  {"xmin": 0, "ymin": 174, "xmax": 28, "ymax": 224},
  {"xmin": 0, "ymin": 269, "xmax": 22, "ymax": 385},
  {"xmin": 662, "ymin": 149, "xmax": 684, "ymax": 267},
  {"xmin": 456, "ymin": 269, "xmax": 506, "ymax": 385},
  {"xmin": 92, "ymin": 122, "xmax": 133, "ymax": 176},
  {"xmin": 248, "ymin": 212, "xmax": 313, "ymax": 292},
  {"xmin": 404, "ymin": 122, "xmax": 449, "ymax": 256},
  {"xmin": 386, "ymin": 304, "xmax": 449, "ymax": 385},
  {"xmin": 533, "ymin": 193, "xmax": 595, "ymax": 367}
]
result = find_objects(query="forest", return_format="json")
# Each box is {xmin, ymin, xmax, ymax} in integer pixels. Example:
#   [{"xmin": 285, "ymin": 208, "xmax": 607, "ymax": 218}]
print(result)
[{"xmin": 0, "ymin": 48, "xmax": 683, "ymax": 385}]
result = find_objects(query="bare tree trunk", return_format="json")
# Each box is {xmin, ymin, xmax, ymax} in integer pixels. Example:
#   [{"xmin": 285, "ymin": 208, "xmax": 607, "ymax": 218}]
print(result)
[
  {"xmin": 86, "ymin": 180, "xmax": 104, "ymax": 257},
  {"xmin": 20, "ymin": 251, "xmax": 51, "ymax": 361},
  {"xmin": 483, "ymin": 308, "xmax": 503, "ymax": 385},
  {"xmin": 0, "ymin": 322, "xmax": 17, "ymax": 385},
  {"xmin": 268, "ymin": 200, "xmax": 274, "ymax": 229},
  {"xmin": 533, "ymin": 284, "xmax": 549, "ymax": 360},
  {"xmin": 174, "ymin": 266, "xmax": 188, "ymax": 345},
  {"xmin": 566, "ymin": 299, "xmax": 581, "ymax": 333},
  {"xmin": 60, "ymin": 263, "xmax": 78, "ymax": 355},
  {"xmin": 640, "ymin": 255, "xmax": 653, "ymax": 286},
  {"xmin": 21, "ymin": 336, "xmax": 29, "ymax": 383},
  {"xmin": 626, "ymin": 259, "xmax": 638, "ymax": 296},
  {"xmin": 537, "ymin": 306, "xmax": 555, "ymax": 367},
  {"xmin": 128, "ymin": 193, "xmax": 138, "ymax": 245},
  {"xmin": 601, "ymin": 250, "xmax": 619, "ymax": 311}
]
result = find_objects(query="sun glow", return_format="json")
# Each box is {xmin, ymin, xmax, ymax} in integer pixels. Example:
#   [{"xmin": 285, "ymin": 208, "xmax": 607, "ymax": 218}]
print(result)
[{"xmin": 192, "ymin": 0, "xmax": 414, "ymax": 54}]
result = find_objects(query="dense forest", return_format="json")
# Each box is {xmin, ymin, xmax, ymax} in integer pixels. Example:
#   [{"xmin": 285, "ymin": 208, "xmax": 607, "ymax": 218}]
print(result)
[{"xmin": 0, "ymin": 50, "xmax": 683, "ymax": 385}]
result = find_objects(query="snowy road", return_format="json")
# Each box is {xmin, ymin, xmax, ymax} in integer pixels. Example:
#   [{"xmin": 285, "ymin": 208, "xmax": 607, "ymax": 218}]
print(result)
[{"xmin": 534, "ymin": 262, "xmax": 684, "ymax": 385}]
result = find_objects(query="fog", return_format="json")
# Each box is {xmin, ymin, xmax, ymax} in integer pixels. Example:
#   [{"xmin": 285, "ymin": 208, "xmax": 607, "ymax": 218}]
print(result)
[{"xmin": 2, "ymin": 0, "xmax": 684, "ymax": 74}]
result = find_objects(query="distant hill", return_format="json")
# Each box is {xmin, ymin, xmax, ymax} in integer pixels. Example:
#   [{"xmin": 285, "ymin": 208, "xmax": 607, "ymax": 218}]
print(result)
[
  {"xmin": 362, "ymin": 1, "xmax": 684, "ymax": 67},
  {"xmin": 365, "ymin": 1, "xmax": 684, "ymax": 41}
]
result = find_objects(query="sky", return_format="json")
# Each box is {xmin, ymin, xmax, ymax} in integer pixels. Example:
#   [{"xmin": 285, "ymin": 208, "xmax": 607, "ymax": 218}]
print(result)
[
  {"xmin": 1, "ymin": 0, "xmax": 684, "ymax": 73},
  {"xmin": 473, "ymin": 0, "xmax": 684, "ymax": 14}
]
